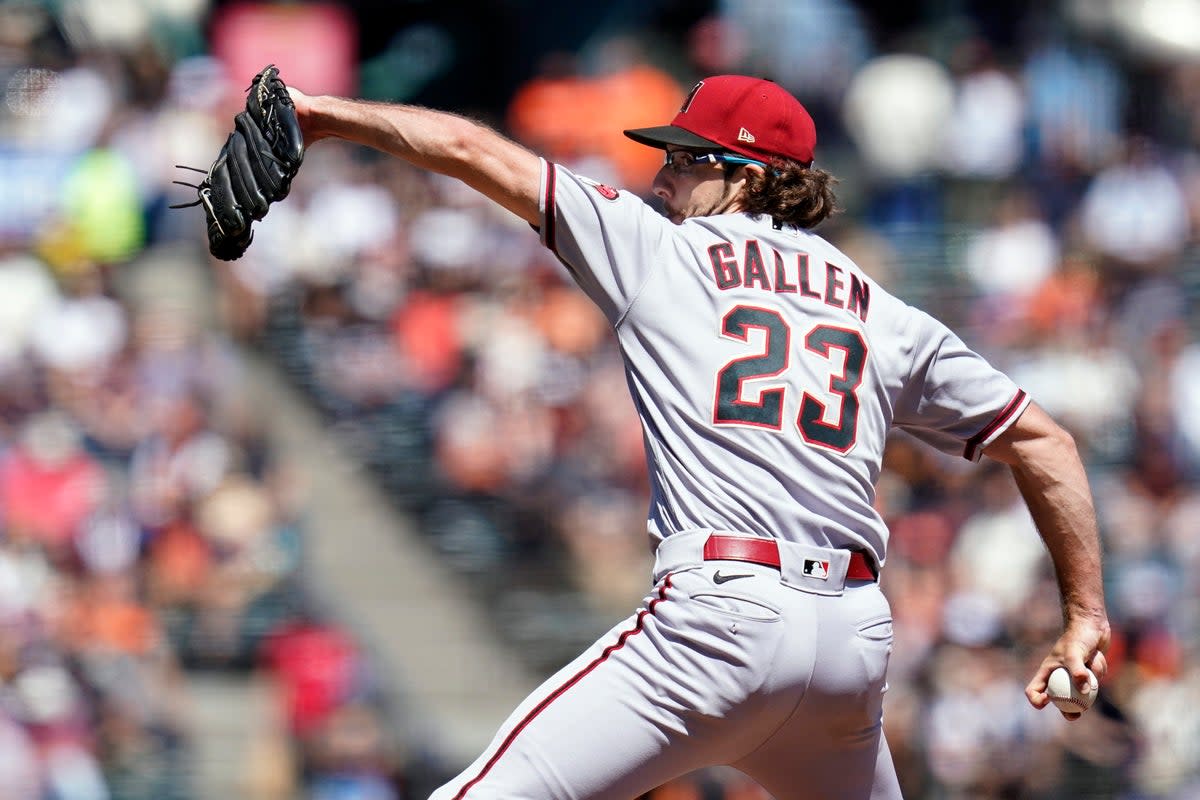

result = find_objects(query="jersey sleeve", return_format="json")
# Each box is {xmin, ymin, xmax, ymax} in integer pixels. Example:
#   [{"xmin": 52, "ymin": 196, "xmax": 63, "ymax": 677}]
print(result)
[
  {"xmin": 538, "ymin": 159, "xmax": 674, "ymax": 325},
  {"xmin": 892, "ymin": 309, "xmax": 1031, "ymax": 462}
]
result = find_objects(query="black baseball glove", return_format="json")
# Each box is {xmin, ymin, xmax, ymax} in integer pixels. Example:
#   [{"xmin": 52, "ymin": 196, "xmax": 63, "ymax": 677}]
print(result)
[{"xmin": 172, "ymin": 65, "xmax": 305, "ymax": 261}]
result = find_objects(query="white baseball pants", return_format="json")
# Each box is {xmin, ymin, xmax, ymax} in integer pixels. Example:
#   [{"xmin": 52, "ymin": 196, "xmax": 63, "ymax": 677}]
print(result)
[{"xmin": 431, "ymin": 531, "xmax": 903, "ymax": 800}]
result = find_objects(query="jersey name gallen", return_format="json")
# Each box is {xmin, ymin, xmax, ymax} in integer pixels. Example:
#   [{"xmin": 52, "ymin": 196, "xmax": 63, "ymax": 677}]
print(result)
[{"xmin": 705, "ymin": 241, "xmax": 871, "ymax": 322}]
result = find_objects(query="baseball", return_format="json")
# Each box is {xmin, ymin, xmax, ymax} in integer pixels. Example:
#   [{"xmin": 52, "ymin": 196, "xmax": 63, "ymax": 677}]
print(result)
[{"xmin": 1046, "ymin": 667, "xmax": 1098, "ymax": 714}]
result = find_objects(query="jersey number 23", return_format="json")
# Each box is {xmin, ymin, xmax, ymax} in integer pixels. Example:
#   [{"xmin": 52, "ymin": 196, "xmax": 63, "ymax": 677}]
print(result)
[{"xmin": 714, "ymin": 305, "xmax": 867, "ymax": 454}]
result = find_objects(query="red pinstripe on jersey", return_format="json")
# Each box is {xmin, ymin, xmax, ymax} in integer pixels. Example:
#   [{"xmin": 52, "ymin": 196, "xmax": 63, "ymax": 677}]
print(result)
[
  {"xmin": 964, "ymin": 389, "xmax": 1027, "ymax": 461},
  {"xmin": 451, "ymin": 574, "xmax": 675, "ymax": 799},
  {"xmin": 543, "ymin": 162, "xmax": 558, "ymax": 253}
]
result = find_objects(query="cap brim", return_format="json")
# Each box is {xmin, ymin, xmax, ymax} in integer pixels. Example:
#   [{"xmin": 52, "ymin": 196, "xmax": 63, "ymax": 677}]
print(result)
[{"xmin": 623, "ymin": 125, "xmax": 721, "ymax": 150}]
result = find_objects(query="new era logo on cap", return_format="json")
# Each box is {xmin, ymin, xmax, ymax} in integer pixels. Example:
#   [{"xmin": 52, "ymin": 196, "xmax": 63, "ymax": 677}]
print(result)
[
  {"xmin": 737, "ymin": 127, "xmax": 755, "ymax": 143},
  {"xmin": 803, "ymin": 559, "xmax": 830, "ymax": 580}
]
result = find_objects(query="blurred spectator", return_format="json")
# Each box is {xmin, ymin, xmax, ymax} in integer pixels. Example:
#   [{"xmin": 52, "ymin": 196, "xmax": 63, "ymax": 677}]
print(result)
[
  {"xmin": 941, "ymin": 40, "xmax": 1026, "ymax": 180},
  {"xmin": 0, "ymin": 252, "xmax": 59, "ymax": 374},
  {"xmin": 1079, "ymin": 138, "xmax": 1191, "ymax": 275},
  {"xmin": 585, "ymin": 36, "xmax": 689, "ymax": 192},
  {"xmin": 260, "ymin": 614, "xmax": 364, "ymax": 742},
  {"xmin": 506, "ymin": 53, "xmax": 594, "ymax": 165},
  {"xmin": 27, "ymin": 264, "xmax": 127, "ymax": 376},
  {"xmin": 842, "ymin": 54, "xmax": 955, "ymax": 182},
  {"xmin": 1007, "ymin": 321, "xmax": 1140, "ymax": 462},
  {"xmin": 1167, "ymin": 332, "xmax": 1200, "ymax": 476},
  {"xmin": 305, "ymin": 702, "xmax": 405, "ymax": 800},
  {"xmin": 947, "ymin": 463, "xmax": 1048, "ymax": 615},
  {"xmin": 719, "ymin": 0, "xmax": 869, "ymax": 104},
  {"xmin": 962, "ymin": 188, "xmax": 1060, "ymax": 338},
  {"xmin": 507, "ymin": 37, "xmax": 682, "ymax": 192},
  {"xmin": 0, "ymin": 412, "xmax": 106, "ymax": 563},
  {"xmin": 923, "ymin": 643, "xmax": 1063, "ymax": 797},
  {"xmin": 1023, "ymin": 38, "xmax": 1126, "ymax": 173},
  {"xmin": 1023, "ymin": 253, "xmax": 1105, "ymax": 342}
]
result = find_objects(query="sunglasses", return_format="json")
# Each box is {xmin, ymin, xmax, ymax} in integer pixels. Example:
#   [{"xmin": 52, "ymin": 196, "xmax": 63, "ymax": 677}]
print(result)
[{"xmin": 663, "ymin": 150, "xmax": 768, "ymax": 173}]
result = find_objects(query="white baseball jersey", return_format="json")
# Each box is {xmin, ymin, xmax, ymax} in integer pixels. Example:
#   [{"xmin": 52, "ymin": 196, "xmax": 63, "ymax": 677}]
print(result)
[{"xmin": 538, "ymin": 161, "xmax": 1029, "ymax": 567}]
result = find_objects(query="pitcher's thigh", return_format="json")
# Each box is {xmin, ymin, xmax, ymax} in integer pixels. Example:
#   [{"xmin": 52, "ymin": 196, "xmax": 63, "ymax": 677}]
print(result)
[
  {"xmin": 735, "ymin": 585, "xmax": 898, "ymax": 799},
  {"xmin": 737, "ymin": 726, "xmax": 901, "ymax": 800},
  {"xmin": 431, "ymin": 602, "xmax": 707, "ymax": 799}
]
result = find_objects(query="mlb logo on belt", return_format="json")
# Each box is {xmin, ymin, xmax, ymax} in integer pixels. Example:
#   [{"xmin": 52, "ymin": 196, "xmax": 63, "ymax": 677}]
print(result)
[{"xmin": 803, "ymin": 559, "xmax": 830, "ymax": 580}]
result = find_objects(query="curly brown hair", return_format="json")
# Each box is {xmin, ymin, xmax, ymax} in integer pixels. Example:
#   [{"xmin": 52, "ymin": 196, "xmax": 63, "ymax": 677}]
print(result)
[{"xmin": 737, "ymin": 158, "xmax": 840, "ymax": 229}]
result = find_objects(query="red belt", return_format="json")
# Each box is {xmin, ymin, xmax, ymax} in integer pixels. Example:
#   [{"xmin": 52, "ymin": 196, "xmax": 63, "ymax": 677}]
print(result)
[{"xmin": 702, "ymin": 535, "xmax": 877, "ymax": 581}]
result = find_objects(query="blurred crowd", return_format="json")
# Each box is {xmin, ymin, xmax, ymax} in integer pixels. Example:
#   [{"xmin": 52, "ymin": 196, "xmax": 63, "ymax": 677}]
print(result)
[
  {"xmin": 0, "ymin": 3, "xmax": 415, "ymax": 799},
  {"xmin": 2, "ymin": 1, "xmax": 1200, "ymax": 799}
]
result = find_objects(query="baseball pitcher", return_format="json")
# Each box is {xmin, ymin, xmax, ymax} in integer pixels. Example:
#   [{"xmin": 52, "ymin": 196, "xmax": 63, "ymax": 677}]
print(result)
[{"xmin": 185, "ymin": 70, "xmax": 1111, "ymax": 799}]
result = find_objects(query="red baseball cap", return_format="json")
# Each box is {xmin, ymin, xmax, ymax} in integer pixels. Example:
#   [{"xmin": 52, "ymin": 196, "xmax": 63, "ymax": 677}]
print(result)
[{"xmin": 624, "ymin": 75, "xmax": 817, "ymax": 166}]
